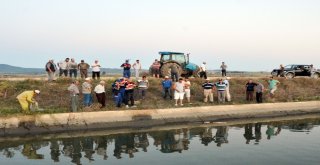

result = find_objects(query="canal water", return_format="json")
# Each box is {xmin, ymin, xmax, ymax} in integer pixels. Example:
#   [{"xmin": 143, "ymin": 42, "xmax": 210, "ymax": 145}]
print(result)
[{"xmin": 0, "ymin": 118, "xmax": 319, "ymax": 165}]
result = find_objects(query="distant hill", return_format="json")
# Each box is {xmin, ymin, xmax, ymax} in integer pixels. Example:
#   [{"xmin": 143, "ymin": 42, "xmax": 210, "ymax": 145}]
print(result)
[
  {"xmin": 0, "ymin": 64, "xmax": 131, "ymax": 75},
  {"xmin": 0, "ymin": 64, "xmax": 43, "ymax": 74}
]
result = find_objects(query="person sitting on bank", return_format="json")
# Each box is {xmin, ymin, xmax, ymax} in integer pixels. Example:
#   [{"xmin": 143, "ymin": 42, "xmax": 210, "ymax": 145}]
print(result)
[
  {"xmin": 268, "ymin": 76, "xmax": 280, "ymax": 98},
  {"xmin": 16, "ymin": 90, "xmax": 40, "ymax": 113},
  {"xmin": 67, "ymin": 80, "xmax": 80, "ymax": 112},
  {"xmin": 162, "ymin": 76, "xmax": 173, "ymax": 100},
  {"xmin": 94, "ymin": 81, "xmax": 106, "ymax": 108},
  {"xmin": 173, "ymin": 78, "xmax": 185, "ymax": 106},
  {"xmin": 202, "ymin": 78, "xmax": 215, "ymax": 103}
]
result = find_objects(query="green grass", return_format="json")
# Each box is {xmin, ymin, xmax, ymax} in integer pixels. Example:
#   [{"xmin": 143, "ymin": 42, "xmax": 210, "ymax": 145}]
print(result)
[{"xmin": 0, "ymin": 77, "xmax": 320, "ymax": 116}]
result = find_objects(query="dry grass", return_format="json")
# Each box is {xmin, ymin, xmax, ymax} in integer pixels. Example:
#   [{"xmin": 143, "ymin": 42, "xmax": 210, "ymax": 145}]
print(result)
[{"xmin": 0, "ymin": 77, "xmax": 319, "ymax": 116}]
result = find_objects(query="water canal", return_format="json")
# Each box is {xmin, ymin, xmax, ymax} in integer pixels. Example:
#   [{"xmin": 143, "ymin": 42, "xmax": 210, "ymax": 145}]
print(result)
[{"xmin": 0, "ymin": 117, "xmax": 319, "ymax": 165}]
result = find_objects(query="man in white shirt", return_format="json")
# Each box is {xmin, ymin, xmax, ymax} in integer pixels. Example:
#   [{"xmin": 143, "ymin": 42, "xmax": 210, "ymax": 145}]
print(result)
[
  {"xmin": 94, "ymin": 81, "xmax": 106, "ymax": 108},
  {"xmin": 92, "ymin": 60, "xmax": 101, "ymax": 80},
  {"xmin": 200, "ymin": 62, "xmax": 207, "ymax": 79},
  {"xmin": 58, "ymin": 58, "xmax": 70, "ymax": 77},
  {"xmin": 133, "ymin": 60, "xmax": 142, "ymax": 80}
]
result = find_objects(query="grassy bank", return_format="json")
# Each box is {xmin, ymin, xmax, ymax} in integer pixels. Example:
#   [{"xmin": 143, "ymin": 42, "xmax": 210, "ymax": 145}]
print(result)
[{"xmin": 0, "ymin": 77, "xmax": 319, "ymax": 116}]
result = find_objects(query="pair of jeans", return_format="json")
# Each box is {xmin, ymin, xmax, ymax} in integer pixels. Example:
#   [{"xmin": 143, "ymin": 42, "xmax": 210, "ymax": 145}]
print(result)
[
  {"xmin": 59, "ymin": 69, "xmax": 68, "ymax": 77},
  {"xmin": 246, "ymin": 91, "xmax": 254, "ymax": 101},
  {"xmin": 222, "ymin": 69, "xmax": 227, "ymax": 77},
  {"xmin": 200, "ymin": 71, "xmax": 207, "ymax": 79},
  {"xmin": 171, "ymin": 72, "xmax": 179, "ymax": 82},
  {"xmin": 71, "ymin": 95, "xmax": 79, "ymax": 112},
  {"xmin": 163, "ymin": 88, "xmax": 172, "ymax": 99},
  {"xmin": 96, "ymin": 92, "xmax": 106, "ymax": 107},
  {"xmin": 92, "ymin": 71, "xmax": 100, "ymax": 80},
  {"xmin": 256, "ymin": 92, "xmax": 263, "ymax": 103},
  {"xmin": 83, "ymin": 94, "xmax": 93, "ymax": 107},
  {"xmin": 69, "ymin": 69, "xmax": 77, "ymax": 78},
  {"xmin": 123, "ymin": 70, "xmax": 131, "ymax": 78},
  {"xmin": 125, "ymin": 90, "xmax": 135, "ymax": 106}
]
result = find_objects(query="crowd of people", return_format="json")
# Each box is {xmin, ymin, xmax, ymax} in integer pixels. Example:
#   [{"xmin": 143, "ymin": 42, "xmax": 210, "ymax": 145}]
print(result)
[{"xmin": 17, "ymin": 58, "xmax": 284, "ymax": 113}]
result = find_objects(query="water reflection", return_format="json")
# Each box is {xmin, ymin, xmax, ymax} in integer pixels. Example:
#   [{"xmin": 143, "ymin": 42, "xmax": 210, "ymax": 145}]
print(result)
[{"xmin": 0, "ymin": 119, "xmax": 319, "ymax": 164}]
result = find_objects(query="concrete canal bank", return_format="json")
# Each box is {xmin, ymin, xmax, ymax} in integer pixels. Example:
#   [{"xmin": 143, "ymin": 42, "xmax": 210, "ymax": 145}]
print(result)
[{"xmin": 0, "ymin": 101, "xmax": 320, "ymax": 136}]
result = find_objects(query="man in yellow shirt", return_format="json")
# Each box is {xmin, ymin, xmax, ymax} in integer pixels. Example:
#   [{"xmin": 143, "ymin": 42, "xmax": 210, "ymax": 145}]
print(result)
[{"xmin": 16, "ymin": 90, "xmax": 40, "ymax": 112}]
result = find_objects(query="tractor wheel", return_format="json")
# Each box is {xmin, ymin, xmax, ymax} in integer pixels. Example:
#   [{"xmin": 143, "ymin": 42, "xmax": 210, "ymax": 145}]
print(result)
[
  {"xmin": 160, "ymin": 63, "xmax": 182, "ymax": 78},
  {"xmin": 271, "ymin": 71, "xmax": 278, "ymax": 77}
]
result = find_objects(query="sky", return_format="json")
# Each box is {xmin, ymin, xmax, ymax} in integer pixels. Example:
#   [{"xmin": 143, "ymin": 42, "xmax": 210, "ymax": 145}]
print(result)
[{"xmin": 0, "ymin": 0, "xmax": 319, "ymax": 71}]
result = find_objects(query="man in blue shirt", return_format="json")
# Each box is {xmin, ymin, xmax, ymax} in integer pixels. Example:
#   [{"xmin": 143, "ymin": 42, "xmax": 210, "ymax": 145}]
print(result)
[{"xmin": 162, "ymin": 76, "xmax": 173, "ymax": 99}]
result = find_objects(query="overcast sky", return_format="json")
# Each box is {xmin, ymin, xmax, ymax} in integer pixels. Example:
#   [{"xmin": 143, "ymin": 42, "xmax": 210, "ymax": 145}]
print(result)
[{"xmin": 0, "ymin": 0, "xmax": 319, "ymax": 71}]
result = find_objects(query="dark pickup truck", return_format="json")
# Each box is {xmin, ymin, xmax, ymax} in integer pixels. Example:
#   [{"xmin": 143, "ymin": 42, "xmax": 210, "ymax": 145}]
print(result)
[{"xmin": 271, "ymin": 64, "xmax": 319, "ymax": 79}]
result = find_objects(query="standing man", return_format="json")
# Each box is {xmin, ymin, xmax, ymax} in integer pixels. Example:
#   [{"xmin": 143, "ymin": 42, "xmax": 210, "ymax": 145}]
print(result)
[
  {"xmin": 202, "ymin": 79, "xmax": 215, "ymax": 103},
  {"xmin": 256, "ymin": 81, "xmax": 265, "ymax": 103},
  {"xmin": 215, "ymin": 79, "xmax": 227, "ymax": 104},
  {"xmin": 69, "ymin": 58, "xmax": 78, "ymax": 78},
  {"xmin": 279, "ymin": 64, "xmax": 285, "ymax": 77},
  {"xmin": 121, "ymin": 60, "xmax": 131, "ymax": 78},
  {"xmin": 133, "ymin": 60, "xmax": 142, "ymax": 80},
  {"xmin": 94, "ymin": 81, "xmax": 106, "ymax": 108},
  {"xmin": 245, "ymin": 79, "xmax": 257, "ymax": 101},
  {"xmin": 67, "ymin": 80, "xmax": 80, "ymax": 112},
  {"xmin": 137, "ymin": 76, "xmax": 149, "ymax": 100},
  {"xmin": 220, "ymin": 62, "xmax": 227, "ymax": 77},
  {"xmin": 184, "ymin": 77, "xmax": 192, "ymax": 104},
  {"xmin": 45, "ymin": 59, "xmax": 57, "ymax": 82},
  {"xmin": 92, "ymin": 60, "xmax": 101, "ymax": 80},
  {"xmin": 170, "ymin": 65, "xmax": 179, "ymax": 82},
  {"xmin": 268, "ymin": 77, "xmax": 280, "ymax": 98},
  {"xmin": 173, "ymin": 78, "xmax": 185, "ymax": 106},
  {"xmin": 310, "ymin": 64, "xmax": 316, "ymax": 77},
  {"xmin": 78, "ymin": 60, "xmax": 90, "ymax": 79},
  {"xmin": 151, "ymin": 59, "xmax": 161, "ymax": 78},
  {"xmin": 58, "ymin": 58, "xmax": 70, "ymax": 77},
  {"xmin": 16, "ymin": 90, "xmax": 40, "ymax": 113},
  {"xmin": 124, "ymin": 79, "xmax": 136, "ymax": 108},
  {"xmin": 200, "ymin": 62, "xmax": 207, "ymax": 79},
  {"xmin": 224, "ymin": 77, "xmax": 231, "ymax": 102},
  {"xmin": 162, "ymin": 76, "xmax": 173, "ymax": 99},
  {"xmin": 82, "ymin": 78, "xmax": 93, "ymax": 107}
]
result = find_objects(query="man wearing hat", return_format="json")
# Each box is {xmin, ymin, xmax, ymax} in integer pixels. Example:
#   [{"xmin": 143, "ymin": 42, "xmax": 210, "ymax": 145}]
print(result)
[
  {"xmin": 162, "ymin": 76, "xmax": 173, "ymax": 99},
  {"xmin": 16, "ymin": 90, "xmax": 40, "ymax": 113},
  {"xmin": 82, "ymin": 78, "xmax": 93, "ymax": 107}
]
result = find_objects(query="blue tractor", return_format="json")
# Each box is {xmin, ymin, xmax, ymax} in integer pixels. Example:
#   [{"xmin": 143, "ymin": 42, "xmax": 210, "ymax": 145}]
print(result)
[{"xmin": 152, "ymin": 51, "xmax": 200, "ymax": 78}]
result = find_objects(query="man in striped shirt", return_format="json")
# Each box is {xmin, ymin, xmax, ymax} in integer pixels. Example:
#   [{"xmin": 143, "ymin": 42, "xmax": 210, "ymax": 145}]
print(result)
[
  {"xmin": 215, "ymin": 79, "xmax": 227, "ymax": 103},
  {"xmin": 202, "ymin": 79, "xmax": 215, "ymax": 103}
]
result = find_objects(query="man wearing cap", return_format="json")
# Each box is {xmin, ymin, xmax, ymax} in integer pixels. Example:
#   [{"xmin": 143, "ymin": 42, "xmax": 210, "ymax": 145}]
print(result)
[
  {"xmin": 200, "ymin": 62, "xmax": 207, "ymax": 79},
  {"xmin": 202, "ymin": 79, "xmax": 215, "ymax": 103},
  {"xmin": 133, "ymin": 60, "xmax": 142, "ymax": 80},
  {"xmin": 78, "ymin": 60, "xmax": 90, "ymax": 79},
  {"xmin": 121, "ymin": 60, "xmax": 131, "ymax": 78},
  {"xmin": 82, "ymin": 78, "xmax": 93, "ymax": 107},
  {"xmin": 68, "ymin": 80, "xmax": 80, "ymax": 112},
  {"xmin": 162, "ymin": 76, "xmax": 173, "ymax": 99},
  {"xmin": 16, "ymin": 90, "xmax": 40, "ymax": 113},
  {"xmin": 94, "ymin": 81, "xmax": 106, "ymax": 108}
]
